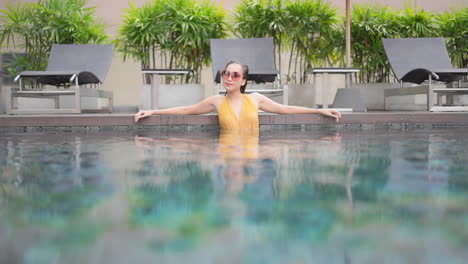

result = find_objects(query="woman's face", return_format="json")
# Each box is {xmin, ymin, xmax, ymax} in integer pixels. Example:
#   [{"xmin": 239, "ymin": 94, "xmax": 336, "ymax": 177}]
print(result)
[{"xmin": 222, "ymin": 63, "xmax": 246, "ymax": 93}]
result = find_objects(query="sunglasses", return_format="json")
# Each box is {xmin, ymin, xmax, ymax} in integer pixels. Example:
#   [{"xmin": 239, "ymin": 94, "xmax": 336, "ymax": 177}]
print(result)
[{"xmin": 221, "ymin": 70, "xmax": 243, "ymax": 81}]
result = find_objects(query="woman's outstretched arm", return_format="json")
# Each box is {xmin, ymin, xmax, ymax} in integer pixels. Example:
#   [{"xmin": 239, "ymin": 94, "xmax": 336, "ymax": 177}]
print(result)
[
  {"xmin": 252, "ymin": 93, "xmax": 342, "ymax": 121},
  {"xmin": 134, "ymin": 96, "xmax": 218, "ymax": 122}
]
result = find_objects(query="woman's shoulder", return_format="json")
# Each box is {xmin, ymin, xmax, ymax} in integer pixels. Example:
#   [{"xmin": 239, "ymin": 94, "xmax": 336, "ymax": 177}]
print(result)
[
  {"xmin": 204, "ymin": 94, "xmax": 225, "ymax": 102},
  {"xmin": 247, "ymin": 92, "xmax": 267, "ymax": 98},
  {"xmin": 203, "ymin": 94, "xmax": 225, "ymax": 108},
  {"xmin": 246, "ymin": 92, "xmax": 268, "ymax": 102}
]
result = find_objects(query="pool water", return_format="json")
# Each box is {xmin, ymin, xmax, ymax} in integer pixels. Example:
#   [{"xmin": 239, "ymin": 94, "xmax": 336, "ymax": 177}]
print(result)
[{"xmin": 1, "ymin": 128, "xmax": 467, "ymax": 263}]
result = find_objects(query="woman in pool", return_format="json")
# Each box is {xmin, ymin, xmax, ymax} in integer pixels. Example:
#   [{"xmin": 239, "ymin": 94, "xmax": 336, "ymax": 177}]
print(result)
[{"xmin": 134, "ymin": 61, "xmax": 341, "ymax": 129}]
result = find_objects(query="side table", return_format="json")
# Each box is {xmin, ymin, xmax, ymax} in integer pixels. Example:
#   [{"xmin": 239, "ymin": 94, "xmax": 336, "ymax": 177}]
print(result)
[
  {"xmin": 309, "ymin": 67, "xmax": 360, "ymax": 109},
  {"xmin": 141, "ymin": 69, "xmax": 190, "ymax": 109}
]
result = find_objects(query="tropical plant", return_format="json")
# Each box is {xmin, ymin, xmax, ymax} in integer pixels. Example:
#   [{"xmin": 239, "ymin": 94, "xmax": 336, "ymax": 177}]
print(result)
[
  {"xmin": 232, "ymin": 0, "xmax": 287, "ymax": 79},
  {"xmin": 350, "ymin": 4, "xmax": 397, "ymax": 83},
  {"xmin": 232, "ymin": 0, "xmax": 342, "ymax": 85},
  {"xmin": 0, "ymin": 0, "xmax": 108, "ymax": 76},
  {"xmin": 437, "ymin": 6, "xmax": 468, "ymax": 69},
  {"xmin": 116, "ymin": 0, "xmax": 227, "ymax": 84},
  {"xmin": 351, "ymin": 4, "xmax": 440, "ymax": 83},
  {"xmin": 232, "ymin": 2, "xmax": 466, "ymax": 85},
  {"xmin": 284, "ymin": 0, "xmax": 341, "ymax": 84},
  {"xmin": 394, "ymin": 6, "xmax": 438, "ymax": 38}
]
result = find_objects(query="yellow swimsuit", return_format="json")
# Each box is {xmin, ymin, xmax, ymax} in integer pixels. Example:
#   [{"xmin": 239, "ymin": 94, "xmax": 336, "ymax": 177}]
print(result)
[
  {"xmin": 218, "ymin": 94, "xmax": 259, "ymax": 130},
  {"xmin": 218, "ymin": 129, "xmax": 259, "ymax": 160}
]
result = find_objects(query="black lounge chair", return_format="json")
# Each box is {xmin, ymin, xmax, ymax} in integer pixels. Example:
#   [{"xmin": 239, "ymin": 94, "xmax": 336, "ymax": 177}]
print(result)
[
  {"xmin": 382, "ymin": 37, "xmax": 468, "ymax": 111},
  {"xmin": 210, "ymin": 38, "xmax": 288, "ymax": 104},
  {"xmin": 6, "ymin": 44, "xmax": 114, "ymax": 114}
]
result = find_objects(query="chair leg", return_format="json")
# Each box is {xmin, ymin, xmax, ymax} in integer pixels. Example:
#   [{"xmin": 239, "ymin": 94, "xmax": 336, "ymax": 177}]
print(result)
[
  {"xmin": 446, "ymin": 95, "xmax": 454, "ymax": 105},
  {"xmin": 6, "ymin": 87, "xmax": 13, "ymax": 114},
  {"xmin": 312, "ymin": 74, "xmax": 317, "ymax": 108},
  {"xmin": 74, "ymin": 77, "xmax": 81, "ymax": 113},
  {"xmin": 427, "ymin": 74, "xmax": 433, "ymax": 111},
  {"xmin": 323, "ymin": 72, "xmax": 328, "ymax": 109},
  {"xmin": 54, "ymin": 94, "xmax": 60, "ymax": 109},
  {"xmin": 108, "ymin": 94, "xmax": 113, "ymax": 113},
  {"xmin": 384, "ymin": 94, "xmax": 389, "ymax": 111}
]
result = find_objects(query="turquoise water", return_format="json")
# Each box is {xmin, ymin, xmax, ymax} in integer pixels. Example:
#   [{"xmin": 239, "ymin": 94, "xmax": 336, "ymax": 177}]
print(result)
[{"xmin": 1, "ymin": 128, "xmax": 467, "ymax": 263}]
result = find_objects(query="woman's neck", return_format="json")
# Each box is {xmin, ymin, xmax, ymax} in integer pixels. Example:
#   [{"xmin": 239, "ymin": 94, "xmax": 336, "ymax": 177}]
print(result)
[{"xmin": 226, "ymin": 91, "xmax": 243, "ymax": 100}]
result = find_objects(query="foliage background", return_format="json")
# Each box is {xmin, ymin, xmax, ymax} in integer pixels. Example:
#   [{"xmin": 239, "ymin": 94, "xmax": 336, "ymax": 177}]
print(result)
[
  {"xmin": 0, "ymin": 0, "xmax": 108, "ymax": 77},
  {"xmin": 115, "ymin": 0, "xmax": 227, "ymax": 84},
  {"xmin": 1, "ymin": 0, "xmax": 466, "ymax": 85}
]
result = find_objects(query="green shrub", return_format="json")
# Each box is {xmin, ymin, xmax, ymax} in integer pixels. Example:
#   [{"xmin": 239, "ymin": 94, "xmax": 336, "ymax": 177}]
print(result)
[
  {"xmin": 351, "ymin": 4, "xmax": 442, "ymax": 83},
  {"xmin": 231, "ymin": 0, "xmax": 287, "ymax": 79},
  {"xmin": 437, "ymin": 7, "xmax": 468, "ymax": 68},
  {"xmin": 116, "ymin": 0, "xmax": 227, "ymax": 84},
  {"xmin": 232, "ymin": 0, "xmax": 340, "ymax": 84},
  {"xmin": 350, "ymin": 4, "xmax": 397, "ymax": 83},
  {"xmin": 284, "ymin": 0, "xmax": 340, "ymax": 84},
  {"xmin": 0, "ymin": 0, "xmax": 108, "ymax": 76}
]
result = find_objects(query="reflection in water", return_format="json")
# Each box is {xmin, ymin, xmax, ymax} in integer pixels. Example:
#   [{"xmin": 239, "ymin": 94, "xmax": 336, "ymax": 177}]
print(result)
[
  {"xmin": 130, "ymin": 129, "xmax": 391, "ymax": 260},
  {"xmin": 216, "ymin": 129, "xmax": 262, "ymax": 194},
  {"xmin": 1, "ymin": 129, "xmax": 468, "ymax": 263},
  {"xmin": 0, "ymin": 134, "xmax": 113, "ymax": 263}
]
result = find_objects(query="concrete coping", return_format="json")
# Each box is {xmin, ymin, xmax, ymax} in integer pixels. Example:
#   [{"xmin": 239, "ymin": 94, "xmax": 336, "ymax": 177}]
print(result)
[{"xmin": 2, "ymin": 112, "xmax": 468, "ymax": 132}]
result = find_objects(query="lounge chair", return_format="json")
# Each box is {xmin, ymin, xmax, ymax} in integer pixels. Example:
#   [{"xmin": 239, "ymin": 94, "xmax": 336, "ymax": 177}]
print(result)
[
  {"xmin": 382, "ymin": 37, "xmax": 468, "ymax": 111},
  {"xmin": 6, "ymin": 44, "xmax": 114, "ymax": 114},
  {"xmin": 210, "ymin": 38, "xmax": 288, "ymax": 105}
]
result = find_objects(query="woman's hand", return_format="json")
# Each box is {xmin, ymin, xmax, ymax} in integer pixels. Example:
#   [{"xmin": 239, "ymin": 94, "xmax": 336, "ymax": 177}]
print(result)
[
  {"xmin": 318, "ymin": 109, "xmax": 342, "ymax": 121},
  {"xmin": 134, "ymin": 110, "xmax": 153, "ymax": 122}
]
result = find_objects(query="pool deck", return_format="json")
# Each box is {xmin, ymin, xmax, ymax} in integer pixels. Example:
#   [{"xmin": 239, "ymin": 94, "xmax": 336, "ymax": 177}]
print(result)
[{"xmin": 2, "ymin": 111, "xmax": 468, "ymax": 132}]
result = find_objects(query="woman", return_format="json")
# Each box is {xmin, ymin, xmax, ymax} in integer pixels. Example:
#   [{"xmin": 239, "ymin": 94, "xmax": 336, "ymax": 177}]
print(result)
[{"xmin": 134, "ymin": 61, "xmax": 342, "ymax": 129}]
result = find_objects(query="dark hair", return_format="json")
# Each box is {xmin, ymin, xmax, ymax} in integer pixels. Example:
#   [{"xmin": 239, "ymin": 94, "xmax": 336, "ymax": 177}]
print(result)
[{"xmin": 224, "ymin": 61, "xmax": 249, "ymax": 93}]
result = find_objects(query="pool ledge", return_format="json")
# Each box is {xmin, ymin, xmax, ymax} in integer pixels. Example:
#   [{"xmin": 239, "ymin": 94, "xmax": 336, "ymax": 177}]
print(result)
[{"xmin": 2, "ymin": 112, "xmax": 468, "ymax": 132}]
